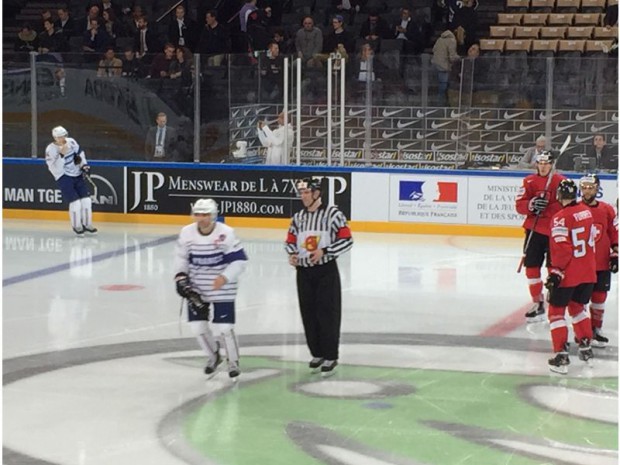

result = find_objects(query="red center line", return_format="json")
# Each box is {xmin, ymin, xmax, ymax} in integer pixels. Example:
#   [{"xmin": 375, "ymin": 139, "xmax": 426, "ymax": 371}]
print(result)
[{"xmin": 479, "ymin": 303, "xmax": 534, "ymax": 337}]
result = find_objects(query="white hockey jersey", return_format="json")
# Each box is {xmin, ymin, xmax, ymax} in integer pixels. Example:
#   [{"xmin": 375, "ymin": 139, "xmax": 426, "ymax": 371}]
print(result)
[
  {"xmin": 174, "ymin": 221, "xmax": 248, "ymax": 302},
  {"xmin": 45, "ymin": 137, "xmax": 87, "ymax": 180}
]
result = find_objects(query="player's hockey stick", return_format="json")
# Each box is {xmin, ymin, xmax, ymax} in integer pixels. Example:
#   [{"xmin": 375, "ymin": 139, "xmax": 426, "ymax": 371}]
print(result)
[
  {"xmin": 517, "ymin": 135, "xmax": 571, "ymax": 273},
  {"xmin": 83, "ymin": 171, "xmax": 97, "ymax": 197}
]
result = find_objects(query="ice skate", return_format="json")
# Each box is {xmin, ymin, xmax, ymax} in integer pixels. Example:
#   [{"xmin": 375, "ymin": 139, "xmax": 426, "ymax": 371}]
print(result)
[
  {"xmin": 320, "ymin": 360, "xmax": 338, "ymax": 377},
  {"xmin": 204, "ymin": 350, "xmax": 222, "ymax": 377},
  {"xmin": 73, "ymin": 227, "xmax": 85, "ymax": 237},
  {"xmin": 309, "ymin": 357, "xmax": 324, "ymax": 373},
  {"xmin": 525, "ymin": 302, "xmax": 545, "ymax": 323},
  {"xmin": 548, "ymin": 352, "xmax": 570, "ymax": 374},
  {"xmin": 83, "ymin": 225, "xmax": 98, "ymax": 235},
  {"xmin": 591, "ymin": 329, "xmax": 608, "ymax": 349},
  {"xmin": 228, "ymin": 360, "xmax": 240, "ymax": 381},
  {"xmin": 578, "ymin": 338, "xmax": 594, "ymax": 366}
]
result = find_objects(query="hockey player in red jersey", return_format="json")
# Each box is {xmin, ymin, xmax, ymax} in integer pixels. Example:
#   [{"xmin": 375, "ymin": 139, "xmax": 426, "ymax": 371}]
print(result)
[
  {"xmin": 545, "ymin": 179, "xmax": 597, "ymax": 374},
  {"xmin": 515, "ymin": 151, "xmax": 566, "ymax": 322},
  {"xmin": 578, "ymin": 174, "xmax": 619, "ymax": 348}
]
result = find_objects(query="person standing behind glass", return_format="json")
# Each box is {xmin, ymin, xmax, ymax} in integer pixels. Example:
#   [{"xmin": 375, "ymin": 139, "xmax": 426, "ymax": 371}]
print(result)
[
  {"xmin": 145, "ymin": 112, "xmax": 178, "ymax": 160},
  {"xmin": 518, "ymin": 135, "xmax": 547, "ymax": 169},
  {"xmin": 257, "ymin": 111, "xmax": 294, "ymax": 165},
  {"xmin": 586, "ymin": 134, "xmax": 615, "ymax": 171},
  {"xmin": 431, "ymin": 26, "xmax": 459, "ymax": 105}
]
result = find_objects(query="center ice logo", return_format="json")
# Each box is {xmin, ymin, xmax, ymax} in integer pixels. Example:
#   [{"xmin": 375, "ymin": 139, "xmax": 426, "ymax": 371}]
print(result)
[{"xmin": 399, "ymin": 181, "xmax": 458, "ymax": 203}]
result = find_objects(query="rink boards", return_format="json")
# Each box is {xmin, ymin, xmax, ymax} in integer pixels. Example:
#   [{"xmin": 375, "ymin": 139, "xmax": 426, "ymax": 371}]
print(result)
[{"xmin": 3, "ymin": 158, "xmax": 617, "ymax": 237}]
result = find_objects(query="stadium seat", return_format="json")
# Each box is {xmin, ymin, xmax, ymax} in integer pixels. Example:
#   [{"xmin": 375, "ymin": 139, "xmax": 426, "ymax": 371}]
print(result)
[
  {"xmin": 580, "ymin": 0, "xmax": 606, "ymax": 11},
  {"xmin": 497, "ymin": 13, "xmax": 523, "ymax": 24},
  {"xmin": 548, "ymin": 13, "xmax": 575, "ymax": 25},
  {"xmin": 506, "ymin": 0, "xmax": 530, "ymax": 11},
  {"xmin": 532, "ymin": 38, "xmax": 560, "ymax": 51},
  {"xmin": 479, "ymin": 39, "xmax": 506, "ymax": 52},
  {"xmin": 555, "ymin": 0, "xmax": 581, "ymax": 11},
  {"xmin": 593, "ymin": 25, "xmax": 618, "ymax": 37},
  {"xmin": 540, "ymin": 26, "xmax": 568, "ymax": 37},
  {"xmin": 490, "ymin": 26, "xmax": 515, "ymax": 38},
  {"xmin": 558, "ymin": 38, "xmax": 587, "ymax": 51},
  {"xmin": 530, "ymin": 0, "xmax": 555, "ymax": 11},
  {"xmin": 505, "ymin": 39, "xmax": 533, "ymax": 51},
  {"xmin": 514, "ymin": 26, "xmax": 542, "ymax": 38},
  {"xmin": 573, "ymin": 13, "xmax": 602, "ymax": 25},
  {"xmin": 522, "ymin": 13, "xmax": 549, "ymax": 25},
  {"xmin": 567, "ymin": 26, "xmax": 595, "ymax": 37},
  {"xmin": 585, "ymin": 38, "xmax": 614, "ymax": 52}
]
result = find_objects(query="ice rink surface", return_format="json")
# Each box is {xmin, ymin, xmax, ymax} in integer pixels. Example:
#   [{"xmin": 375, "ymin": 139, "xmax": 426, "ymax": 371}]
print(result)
[{"xmin": 3, "ymin": 219, "xmax": 618, "ymax": 465}]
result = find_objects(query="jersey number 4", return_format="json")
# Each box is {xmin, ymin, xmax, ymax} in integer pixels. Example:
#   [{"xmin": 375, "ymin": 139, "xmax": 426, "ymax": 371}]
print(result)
[{"xmin": 572, "ymin": 226, "xmax": 596, "ymax": 258}]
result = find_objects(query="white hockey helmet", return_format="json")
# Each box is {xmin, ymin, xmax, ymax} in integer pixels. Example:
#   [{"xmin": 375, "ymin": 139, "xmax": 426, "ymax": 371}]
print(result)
[
  {"xmin": 52, "ymin": 126, "xmax": 68, "ymax": 139},
  {"xmin": 192, "ymin": 198, "xmax": 218, "ymax": 217}
]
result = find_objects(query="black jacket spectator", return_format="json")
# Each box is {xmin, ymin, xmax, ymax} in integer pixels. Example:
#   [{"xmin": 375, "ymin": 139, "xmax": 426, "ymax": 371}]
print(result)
[
  {"xmin": 168, "ymin": 5, "xmax": 200, "ymax": 51},
  {"xmin": 121, "ymin": 48, "xmax": 145, "ymax": 77},
  {"xmin": 404, "ymin": 11, "xmax": 433, "ymax": 54},
  {"xmin": 198, "ymin": 19, "xmax": 231, "ymax": 55},
  {"xmin": 39, "ymin": 20, "xmax": 69, "ymax": 53},
  {"xmin": 133, "ymin": 17, "xmax": 161, "ymax": 60},
  {"xmin": 54, "ymin": 8, "xmax": 76, "ymax": 40},
  {"xmin": 83, "ymin": 19, "xmax": 111, "ymax": 54},
  {"xmin": 324, "ymin": 27, "xmax": 354, "ymax": 54},
  {"xmin": 15, "ymin": 25, "xmax": 39, "ymax": 53}
]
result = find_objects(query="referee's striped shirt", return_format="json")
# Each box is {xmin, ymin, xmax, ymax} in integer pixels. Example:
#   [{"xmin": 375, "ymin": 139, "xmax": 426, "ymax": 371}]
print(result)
[{"xmin": 285, "ymin": 204, "xmax": 353, "ymax": 267}]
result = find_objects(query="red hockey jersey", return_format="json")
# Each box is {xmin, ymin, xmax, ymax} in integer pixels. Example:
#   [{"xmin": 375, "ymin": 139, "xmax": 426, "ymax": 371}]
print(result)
[
  {"xmin": 515, "ymin": 172, "xmax": 565, "ymax": 236},
  {"xmin": 549, "ymin": 202, "xmax": 597, "ymax": 288},
  {"xmin": 581, "ymin": 200, "xmax": 618, "ymax": 271}
]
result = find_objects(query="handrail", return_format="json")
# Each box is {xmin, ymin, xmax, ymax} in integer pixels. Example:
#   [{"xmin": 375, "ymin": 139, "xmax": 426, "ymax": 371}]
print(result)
[{"xmin": 156, "ymin": 0, "xmax": 184, "ymax": 23}]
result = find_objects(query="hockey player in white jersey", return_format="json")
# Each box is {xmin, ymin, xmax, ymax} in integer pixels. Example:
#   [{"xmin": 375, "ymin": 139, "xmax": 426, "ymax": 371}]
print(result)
[
  {"xmin": 45, "ymin": 126, "xmax": 97, "ymax": 236},
  {"xmin": 174, "ymin": 199, "xmax": 248, "ymax": 379}
]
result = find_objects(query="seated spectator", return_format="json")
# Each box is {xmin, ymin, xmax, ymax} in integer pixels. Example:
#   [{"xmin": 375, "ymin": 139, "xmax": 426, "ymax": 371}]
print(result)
[
  {"xmin": 97, "ymin": 0, "xmax": 122, "ymax": 19},
  {"xmin": 273, "ymin": 28, "xmax": 294, "ymax": 55},
  {"xmin": 323, "ymin": 15, "xmax": 354, "ymax": 56},
  {"xmin": 39, "ymin": 18, "xmax": 68, "ymax": 54},
  {"xmin": 121, "ymin": 46, "xmax": 145, "ymax": 78},
  {"xmin": 295, "ymin": 16, "xmax": 323, "ymax": 67},
  {"xmin": 324, "ymin": 0, "xmax": 360, "ymax": 26},
  {"xmin": 198, "ymin": 10, "xmax": 231, "ymax": 66},
  {"xmin": 586, "ymin": 134, "xmax": 616, "ymax": 171},
  {"xmin": 260, "ymin": 41, "xmax": 284, "ymax": 100},
  {"xmin": 97, "ymin": 46, "xmax": 122, "ymax": 76},
  {"xmin": 124, "ymin": 5, "xmax": 144, "ymax": 37},
  {"xmin": 15, "ymin": 24, "xmax": 38, "ymax": 53},
  {"xmin": 518, "ymin": 135, "xmax": 547, "ymax": 169},
  {"xmin": 77, "ymin": 5, "xmax": 101, "ymax": 36},
  {"xmin": 102, "ymin": 9, "xmax": 125, "ymax": 47},
  {"xmin": 404, "ymin": 9, "xmax": 433, "ymax": 55},
  {"xmin": 133, "ymin": 15, "xmax": 160, "ymax": 63},
  {"xmin": 354, "ymin": 42, "xmax": 385, "ymax": 82},
  {"xmin": 359, "ymin": 10, "xmax": 391, "ymax": 52},
  {"xmin": 169, "ymin": 47, "xmax": 193, "ymax": 84},
  {"xmin": 148, "ymin": 43, "xmax": 176, "ymax": 78},
  {"xmin": 168, "ymin": 5, "xmax": 199, "ymax": 52},
  {"xmin": 38, "ymin": 9, "xmax": 54, "ymax": 34},
  {"xmin": 605, "ymin": 3, "xmax": 618, "ymax": 27},
  {"xmin": 55, "ymin": 7, "xmax": 75, "ymax": 41},
  {"xmin": 82, "ymin": 18, "xmax": 111, "ymax": 55}
]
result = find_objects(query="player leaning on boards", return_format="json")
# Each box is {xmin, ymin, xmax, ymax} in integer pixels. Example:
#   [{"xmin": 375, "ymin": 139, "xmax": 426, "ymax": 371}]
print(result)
[
  {"xmin": 285, "ymin": 178, "xmax": 353, "ymax": 376},
  {"xmin": 545, "ymin": 179, "xmax": 597, "ymax": 374},
  {"xmin": 174, "ymin": 199, "xmax": 248, "ymax": 380},
  {"xmin": 515, "ymin": 151, "xmax": 565, "ymax": 322},
  {"xmin": 45, "ymin": 126, "xmax": 98, "ymax": 236},
  {"xmin": 578, "ymin": 174, "xmax": 619, "ymax": 348}
]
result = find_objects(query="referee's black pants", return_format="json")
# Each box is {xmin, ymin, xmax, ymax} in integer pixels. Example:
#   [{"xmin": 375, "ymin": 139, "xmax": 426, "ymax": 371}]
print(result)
[{"xmin": 296, "ymin": 260, "xmax": 342, "ymax": 361}]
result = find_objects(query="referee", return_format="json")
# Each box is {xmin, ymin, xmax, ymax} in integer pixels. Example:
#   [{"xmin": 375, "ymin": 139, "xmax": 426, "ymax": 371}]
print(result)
[{"xmin": 285, "ymin": 177, "xmax": 353, "ymax": 375}]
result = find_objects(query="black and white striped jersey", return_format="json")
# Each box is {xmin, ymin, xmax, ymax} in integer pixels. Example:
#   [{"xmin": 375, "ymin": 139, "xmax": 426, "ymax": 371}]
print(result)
[{"xmin": 285, "ymin": 204, "xmax": 353, "ymax": 267}]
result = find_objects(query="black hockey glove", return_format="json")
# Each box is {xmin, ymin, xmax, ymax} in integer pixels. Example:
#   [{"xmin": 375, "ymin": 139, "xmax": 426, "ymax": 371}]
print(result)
[
  {"xmin": 528, "ymin": 197, "xmax": 549, "ymax": 215},
  {"xmin": 81, "ymin": 164, "xmax": 90, "ymax": 174},
  {"xmin": 544, "ymin": 269, "xmax": 564, "ymax": 291},
  {"xmin": 74, "ymin": 153, "xmax": 82, "ymax": 165},
  {"xmin": 610, "ymin": 252, "xmax": 618, "ymax": 274},
  {"xmin": 175, "ymin": 273, "xmax": 211, "ymax": 318}
]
